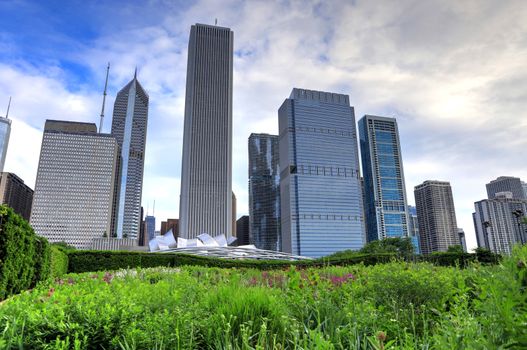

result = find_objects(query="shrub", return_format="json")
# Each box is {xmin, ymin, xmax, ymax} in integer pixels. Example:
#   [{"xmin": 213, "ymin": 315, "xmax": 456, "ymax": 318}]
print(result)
[
  {"xmin": 32, "ymin": 236, "xmax": 52, "ymax": 287},
  {"xmin": 0, "ymin": 205, "xmax": 37, "ymax": 300},
  {"xmin": 50, "ymin": 246, "xmax": 68, "ymax": 278}
]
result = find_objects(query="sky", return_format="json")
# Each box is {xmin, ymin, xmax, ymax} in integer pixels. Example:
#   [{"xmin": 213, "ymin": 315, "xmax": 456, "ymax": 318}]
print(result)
[{"xmin": 0, "ymin": 0, "xmax": 526, "ymax": 251}]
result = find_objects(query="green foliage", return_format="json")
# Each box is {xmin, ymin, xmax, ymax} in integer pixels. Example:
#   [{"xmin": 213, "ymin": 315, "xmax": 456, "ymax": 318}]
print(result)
[
  {"xmin": 359, "ymin": 237, "xmax": 414, "ymax": 258},
  {"xmin": 447, "ymin": 245, "xmax": 464, "ymax": 253},
  {"xmin": 0, "ymin": 205, "xmax": 37, "ymax": 300},
  {"xmin": 50, "ymin": 246, "xmax": 69, "ymax": 278},
  {"xmin": 1, "ymin": 247, "xmax": 526, "ymax": 348},
  {"xmin": 32, "ymin": 236, "xmax": 52, "ymax": 287}
]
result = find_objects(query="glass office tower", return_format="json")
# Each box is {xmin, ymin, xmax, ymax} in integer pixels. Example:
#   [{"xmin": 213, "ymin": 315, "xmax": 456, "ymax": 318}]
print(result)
[
  {"xmin": 279, "ymin": 88, "xmax": 365, "ymax": 258},
  {"xmin": 111, "ymin": 72, "xmax": 149, "ymax": 239},
  {"xmin": 0, "ymin": 116, "xmax": 11, "ymax": 172},
  {"xmin": 359, "ymin": 115, "xmax": 410, "ymax": 242},
  {"xmin": 248, "ymin": 133, "xmax": 281, "ymax": 251},
  {"xmin": 179, "ymin": 23, "xmax": 234, "ymax": 238}
]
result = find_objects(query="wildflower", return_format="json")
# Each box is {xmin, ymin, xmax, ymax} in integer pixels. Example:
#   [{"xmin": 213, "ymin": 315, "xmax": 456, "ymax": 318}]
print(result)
[
  {"xmin": 68, "ymin": 278, "xmax": 75, "ymax": 285},
  {"xmin": 103, "ymin": 272, "xmax": 113, "ymax": 284},
  {"xmin": 47, "ymin": 288, "xmax": 55, "ymax": 297}
]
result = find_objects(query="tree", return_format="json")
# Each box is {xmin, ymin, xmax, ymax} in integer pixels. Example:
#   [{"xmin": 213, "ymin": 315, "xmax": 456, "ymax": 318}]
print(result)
[
  {"xmin": 447, "ymin": 245, "xmax": 464, "ymax": 254},
  {"xmin": 360, "ymin": 237, "xmax": 414, "ymax": 257}
]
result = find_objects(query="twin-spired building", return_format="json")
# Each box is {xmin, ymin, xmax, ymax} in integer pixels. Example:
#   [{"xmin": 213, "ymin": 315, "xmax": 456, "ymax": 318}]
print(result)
[
  {"xmin": 179, "ymin": 24, "xmax": 234, "ymax": 239},
  {"xmin": 279, "ymin": 89, "xmax": 365, "ymax": 257}
]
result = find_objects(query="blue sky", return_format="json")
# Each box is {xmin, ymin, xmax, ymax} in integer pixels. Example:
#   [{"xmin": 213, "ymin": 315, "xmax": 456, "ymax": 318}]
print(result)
[{"xmin": 1, "ymin": 0, "xmax": 526, "ymax": 250}]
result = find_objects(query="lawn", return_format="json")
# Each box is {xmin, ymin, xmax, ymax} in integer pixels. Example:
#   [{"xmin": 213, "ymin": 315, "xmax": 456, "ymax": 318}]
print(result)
[{"xmin": 0, "ymin": 246, "xmax": 526, "ymax": 349}]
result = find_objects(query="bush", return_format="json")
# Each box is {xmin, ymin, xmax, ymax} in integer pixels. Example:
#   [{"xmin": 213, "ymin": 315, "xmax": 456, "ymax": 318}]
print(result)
[
  {"xmin": 32, "ymin": 236, "xmax": 51, "ymax": 287},
  {"xmin": 50, "ymin": 246, "xmax": 68, "ymax": 278},
  {"xmin": 0, "ymin": 205, "xmax": 37, "ymax": 300}
]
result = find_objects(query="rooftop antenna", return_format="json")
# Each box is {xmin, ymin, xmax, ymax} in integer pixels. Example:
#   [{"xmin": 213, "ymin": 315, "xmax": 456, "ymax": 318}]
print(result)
[
  {"xmin": 5, "ymin": 96, "xmax": 11, "ymax": 119},
  {"xmin": 215, "ymin": 18, "xmax": 218, "ymax": 26},
  {"xmin": 153, "ymin": 200, "xmax": 155, "ymax": 217},
  {"xmin": 99, "ymin": 63, "xmax": 110, "ymax": 133},
  {"xmin": 134, "ymin": 66, "xmax": 137, "ymax": 79}
]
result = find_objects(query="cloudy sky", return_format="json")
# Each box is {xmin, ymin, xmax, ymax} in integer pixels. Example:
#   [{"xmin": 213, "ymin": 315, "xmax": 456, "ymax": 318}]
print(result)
[{"xmin": 1, "ymin": 0, "xmax": 526, "ymax": 250}]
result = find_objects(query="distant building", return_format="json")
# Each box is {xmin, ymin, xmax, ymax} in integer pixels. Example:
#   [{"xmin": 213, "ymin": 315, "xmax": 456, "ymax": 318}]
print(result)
[
  {"xmin": 138, "ymin": 207, "xmax": 146, "ymax": 246},
  {"xmin": 359, "ymin": 115, "xmax": 410, "ymax": 242},
  {"xmin": 232, "ymin": 192, "xmax": 237, "ymax": 236},
  {"xmin": 474, "ymin": 194, "xmax": 527, "ymax": 255},
  {"xmin": 279, "ymin": 88, "xmax": 364, "ymax": 257},
  {"xmin": 179, "ymin": 23, "xmax": 234, "ymax": 239},
  {"xmin": 521, "ymin": 181, "xmax": 527, "ymax": 198},
  {"xmin": 0, "ymin": 172, "xmax": 33, "ymax": 221},
  {"xmin": 111, "ymin": 72, "xmax": 149, "ymax": 239},
  {"xmin": 145, "ymin": 215, "xmax": 155, "ymax": 242},
  {"xmin": 248, "ymin": 133, "xmax": 281, "ymax": 251},
  {"xmin": 414, "ymin": 180, "xmax": 459, "ymax": 254},
  {"xmin": 486, "ymin": 176, "xmax": 526, "ymax": 200},
  {"xmin": 236, "ymin": 215, "xmax": 250, "ymax": 246},
  {"xmin": 0, "ymin": 115, "xmax": 11, "ymax": 173},
  {"xmin": 457, "ymin": 228, "xmax": 467, "ymax": 252},
  {"xmin": 30, "ymin": 120, "xmax": 117, "ymax": 249},
  {"xmin": 91, "ymin": 237, "xmax": 142, "ymax": 251},
  {"xmin": 407, "ymin": 205, "xmax": 420, "ymax": 254},
  {"xmin": 160, "ymin": 218, "xmax": 179, "ymax": 238}
]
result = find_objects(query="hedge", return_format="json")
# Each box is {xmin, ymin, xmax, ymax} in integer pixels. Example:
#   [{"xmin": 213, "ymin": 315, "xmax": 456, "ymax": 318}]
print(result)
[{"xmin": 50, "ymin": 246, "xmax": 69, "ymax": 277}]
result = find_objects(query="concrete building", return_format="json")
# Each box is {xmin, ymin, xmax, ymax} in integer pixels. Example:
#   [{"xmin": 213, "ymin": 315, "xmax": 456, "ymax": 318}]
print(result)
[
  {"xmin": 30, "ymin": 120, "xmax": 117, "ymax": 249},
  {"xmin": 248, "ymin": 133, "xmax": 281, "ymax": 251},
  {"xmin": 0, "ymin": 172, "xmax": 33, "ymax": 221},
  {"xmin": 179, "ymin": 23, "xmax": 234, "ymax": 238},
  {"xmin": 414, "ymin": 180, "xmax": 459, "ymax": 254},
  {"xmin": 236, "ymin": 215, "xmax": 250, "ymax": 246},
  {"xmin": 160, "ymin": 218, "xmax": 179, "ymax": 237},
  {"xmin": 474, "ymin": 193, "xmax": 527, "ymax": 255},
  {"xmin": 486, "ymin": 176, "xmax": 526, "ymax": 200},
  {"xmin": 0, "ymin": 116, "xmax": 11, "ymax": 173},
  {"xmin": 279, "ymin": 88, "xmax": 364, "ymax": 257},
  {"xmin": 232, "ymin": 192, "xmax": 236, "ymax": 236},
  {"xmin": 111, "ymin": 72, "xmax": 149, "ymax": 239},
  {"xmin": 359, "ymin": 115, "xmax": 410, "ymax": 242},
  {"xmin": 521, "ymin": 181, "xmax": 527, "ymax": 198},
  {"xmin": 457, "ymin": 228, "xmax": 467, "ymax": 252}
]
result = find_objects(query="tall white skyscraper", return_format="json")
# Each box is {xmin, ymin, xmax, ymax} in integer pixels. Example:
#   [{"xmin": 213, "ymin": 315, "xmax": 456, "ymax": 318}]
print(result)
[
  {"xmin": 0, "ymin": 100, "xmax": 12, "ymax": 172},
  {"xmin": 179, "ymin": 24, "xmax": 233, "ymax": 238},
  {"xmin": 279, "ymin": 88, "xmax": 365, "ymax": 258},
  {"xmin": 111, "ymin": 72, "xmax": 149, "ymax": 239},
  {"xmin": 30, "ymin": 120, "xmax": 118, "ymax": 249}
]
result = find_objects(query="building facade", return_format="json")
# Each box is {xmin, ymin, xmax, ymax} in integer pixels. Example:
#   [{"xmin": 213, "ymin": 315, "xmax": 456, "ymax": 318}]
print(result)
[
  {"xmin": 279, "ymin": 88, "xmax": 364, "ymax": 257},
  {"xmin": 160, "ymin": 218, "xmax": 179, "ymax": 237},
  {"xmin": 0, "ymin": 172, "xmax": 33, "ymax": 221},
  {"xmin": 486, "ymin": 176, "xmax": 526, "ymax": 200},
  {"xmin": 0, "ymin": 116, "xmax": 11, "ymax": 172},
  {"xmin": 473, "ymin": 194, "xmax": 527, "ymax": 255},
  {"xmin": 414, "ymin": 180, "xmax": 459, "ymax": 254},
  {"xmin": 111, "ymin": 72, "xmax": 149, "ymax": 239},
  {"xmin": 359, "ymin": 115, "xmax": 410, "ymax": 242},
  {"xmin": 407, "ymin": 205, "xmax": 421, "ymax": 254},
  {"xmin": 248, "ymin": 133, "xmax": 281, "ymax": 251},
  {"xmin": 30, "ymin": 120, "xmax": 117, "ymax": 249},
  {"xmin": 236, "ymin": 215, "xmax": 250, "ymax": 246},
  {"xmin": 179, "ymin": 23, "xmax": 234, "ymax": 238},
  {"xmin": 145, "ymin": 215, "xmax": 156, "ymax": 242}
]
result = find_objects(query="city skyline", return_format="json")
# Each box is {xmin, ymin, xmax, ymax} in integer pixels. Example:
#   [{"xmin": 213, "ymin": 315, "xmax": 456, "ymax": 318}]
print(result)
[{"xmin": 1, "ymin": 1, "xmax": 527, "ymax": 251}]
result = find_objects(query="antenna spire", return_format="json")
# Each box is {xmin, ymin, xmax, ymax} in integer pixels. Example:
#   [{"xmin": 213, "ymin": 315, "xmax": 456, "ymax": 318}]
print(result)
[
  {"xmin": 134, "ymin": 66, "xmax": 137, "ymax": 80},
  {"xmin": 5, "ymin": 97, "xmax": 11, "ymax": 119},
  {"xmin": 99, "ymin": 63, "xmax": 110, "ymax": 133},
  {"xmin": 215, "ymin": 18, "xmax": 218, "ymax": 26}
]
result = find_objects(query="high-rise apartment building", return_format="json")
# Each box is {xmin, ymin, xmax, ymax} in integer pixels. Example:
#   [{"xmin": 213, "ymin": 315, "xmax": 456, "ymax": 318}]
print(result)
[
  {"xmin": 179, "ymin": 23, "xmax": 233, "ymax": 238},
  {"xmin": 486, "ymin": 176, "xmax": 526, "ymax": 200},
  {"xmin": 160, "ymin": 218, "xmax": 179, "ymax": 237},
  {"xmin": 0, "ymin": 116, "xmax": 11, "ymax": 173},
  {"xmin": 522, "ymin": 181, "xmax": 527, "ymax": 198},
  {"xmin": 0, "ymin": 172, "xmax": 33, "ymax": 221},
  {"xmin": 30, "ymin": 120, "xmax": 117, "ymax": 249},
  {"xmin": 145, "ymin": 215, "xmax": 155, "ymax": 242},
  {"xmin": 473, "ymin": 193, "xmax": 527, "ymax": 255},
  {"xmin": 248, "ymin": 133, "xmax": 281, "ymax": 251},
  {"xmin": 111, "ymin": 72, "xmax": 149, "ymax": 239},
  {"xmin": 279, "ymin": 88, "xmax": 364, "ymax": 257},
  {"xmin": 414, "ymin": 180, "xmax": 459, "ymax": 254},
  {"xmin": 359, "ymin": 115, "xmax": 410, "ymax": 242}
]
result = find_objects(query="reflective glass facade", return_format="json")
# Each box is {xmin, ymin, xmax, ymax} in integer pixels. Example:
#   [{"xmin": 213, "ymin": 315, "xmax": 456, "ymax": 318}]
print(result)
[
  {"xmin": 145, "ymin": 215, "xmax": 156, "ymax": 242},
  {"xmin": 279, "ymin": 88, "xmax": 365, "ymax": 258},
  {"xmin": 407, "ymin": 205, "xmax": 420, "ymax": 254},
  {"xmin": 30, "ymin": 120, "xmax": 117, "ymax": 249},
  {"xmin": 0, "ymin": 117, "xmax": 12, "ymax": 172},
  {"xmin": 248, "ymin": 133, "xmax": 281, "ymax": 251},
  {"xmin": 359, "ymin": 115, "xmax": 410, "ymax": 242},
  {"xmin": 111, "ymin": 74, "xmax": 149, "ymax": 239}
]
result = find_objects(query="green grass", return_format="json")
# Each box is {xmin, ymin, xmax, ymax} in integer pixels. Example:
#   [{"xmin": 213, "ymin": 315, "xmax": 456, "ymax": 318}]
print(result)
[{"xmin": 0, "ymin": 246, "xmax": 526, "ymax": 349}]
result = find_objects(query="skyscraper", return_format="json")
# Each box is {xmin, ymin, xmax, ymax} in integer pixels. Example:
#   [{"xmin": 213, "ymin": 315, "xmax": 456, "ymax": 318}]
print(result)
[
  {"xmin": 236, "ymin": 215, "xmax": 250, "ymax": 246},
  {"xmin": 145, "ymin": 215, "xmax": 156, "ymax": 242},
  {"xmin": 486, "ymin": 176, "xmax": 526, "ymax": 200},
  {"xmin": 407, "ymin": 205, "xmax": 420, "ymax": 254},
  {"xmin": 279, "ymin": 88, "xmax": 364, "ymax": 257},
  {"xmin": 474, "ymin": 192, "xmax": 527, "ymax": 255},
  {"xmin": 248, "ymin": 133, "xmax": 281, "ymax": 251},
  {"xmin": 359, "ymin": 115, "xmax": 410, "ymax": 242},
  {"xmin": 30, "ymin": 120, "xmax": 118, "ymax": 249},
  {"xmin": 414, "ymin": 180, "xmax": 459, "ymax": 254},
  {"xmin": 0, "ymin": 116, "xmax": 11, "ymax": 173},
  {"xmin": 111, "ymin": 71, "xmax": 149, "ymax": 239},
  {"xmin": 0, "ymin": 172, "xmax": 33, "ymax": 221},
  {"xmin": 179, "ymin": 23, "xmax": 233, "ymax": 238}
]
